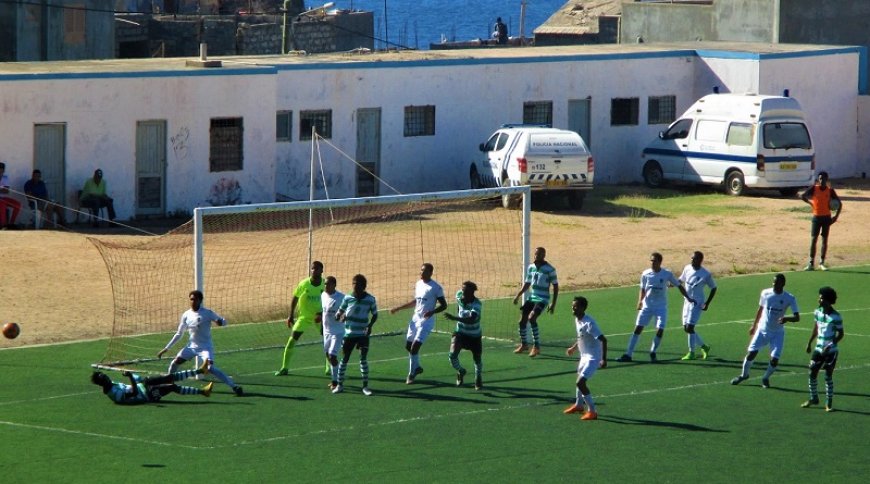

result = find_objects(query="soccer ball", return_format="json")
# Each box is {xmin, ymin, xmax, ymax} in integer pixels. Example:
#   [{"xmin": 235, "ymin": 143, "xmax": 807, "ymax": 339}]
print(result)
[
  {"xmin": 829, "ymin": 198, "xmax": 841, "ymax": 211},
  {"xmin": 3, "ymin": 322, "xmax": 20, "ymax": 339}
]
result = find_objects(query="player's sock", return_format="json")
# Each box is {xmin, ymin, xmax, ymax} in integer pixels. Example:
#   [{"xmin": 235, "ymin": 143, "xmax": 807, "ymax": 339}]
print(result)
[
  {"xmin": 171, "ymin": 369, "xmax": 199, "ymax": 381},
  {"xmin": 409, "ymin": 354, "xmax": 420, "ymax": 374},
  {"xmin": 650, "ymin": 335, "xmax": 662, "ymax": 353},
  {"xmin": 694, "ymin": 333, "xmax": 704, "ymax": 348},
  {"xmin": 337, "ymin": 360, "xmax": 347, "ymax": 383},
  {"xmin": 762, "ymin": 364, "xmax": 775, "ymax": 380},
  {"xmin": 449, "ymin": 353, "xmax": 462, "ymax": 371},
  {"xmin": 474, "ymin": 361, "xmax": 482, "ymax": 380},
  {"xmin": 581, "ymin": 393, "xmax": 596, "ymax": 412},
  {"xmin": 178, "ymin": 386, "xmax": 200, "ymax": 395},
  {"xmin": 208, "ymin": 365, "xmax": 236, "ymax": 388},
  {"xmin": 530, "ymin": 323, "xmax": 540, "ymax": 347},
  {"xmin": 575, "ymin": 388, "xmax": 583, "ymax": 406},
  {"xmin": 741, "ymin": 358, "xmax": 753, "ymax": 377},
  {"xmin": 280, "ymin": 338, "xmax": 297, "ymax": 369},
  {"xmin": 518, "ymin": 326, "xmax": 528, "ymax": 346},
  {"xmin": 687, "ymin": 334, "xmax": 695, "ymax": 352},
  {"xmin": 808, "ymin": 376, "xmax": 818, "ymax": 401},
  {"xmin": 626, "ymin": 334, "xmax": 639, "ymax": 356},
  {"xmin": 360, "ymin": 358, "xmax": 369, "ymax": 381},
  {"xmin": 824, "ymin": 374, "xmax": 834, "ymax": 401},
  {"xmin": 330, "ymin": 364, "xmax": 339, "ymax": 383}
]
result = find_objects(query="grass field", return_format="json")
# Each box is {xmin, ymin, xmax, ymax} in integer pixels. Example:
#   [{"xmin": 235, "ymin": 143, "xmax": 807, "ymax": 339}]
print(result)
[{"xmin": 2, "ymin": 267, "xmax": 868, "ymax": 483}]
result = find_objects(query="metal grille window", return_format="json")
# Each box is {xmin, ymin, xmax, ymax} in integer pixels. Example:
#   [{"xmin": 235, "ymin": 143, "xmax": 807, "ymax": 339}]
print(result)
[
  {"xmin": 403, "ymin": 105, "xmax": 436, "ymax": 137},
  {"xmin": 209, "ymin": 117, "xmax": 244, "ymax": 172},
  {"xmin": 523, "ymin": 101, "xmax": 553, "ymax": 125},
  {"xmin": 276, "ymin": 111, "xmax": 292, "ymax": 142},
  {"xmin": 611, "ymin": 97, "xmax": 639, "ymax": 126},
  {"xmin": 648, "ymin": 95, "xmax": 676, "ymax": 125},
  {"xmin": 300, "ymin": 110, "xmax": 332, "ymax": 140}
]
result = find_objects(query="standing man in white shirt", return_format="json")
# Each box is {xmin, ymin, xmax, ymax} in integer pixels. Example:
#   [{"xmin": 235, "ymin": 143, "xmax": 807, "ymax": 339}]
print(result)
[
  {"xmin": 157, "ymin": 290, "xmax": 243, "ymax": 396},
  {"xmin": 616, "ymin": 252, "xmax": 693, "ymax": 363},
  {"xmin": 732, "ymin": 274, "xmax": 800, "ymax": 388},
  {"xmin": 563, "ymin": 296, "xmax": 607, "ymax": 421},
  {"xmin": 678, "ymin": 251, "xmax": 717, "ymax": 361},
  {"xmin": 320, "ymin": 276, "xmax": 345, "ymax": 391},
  {"xmin": 390, "ymin": 263, "xmax": 447, "ymax": 384}
]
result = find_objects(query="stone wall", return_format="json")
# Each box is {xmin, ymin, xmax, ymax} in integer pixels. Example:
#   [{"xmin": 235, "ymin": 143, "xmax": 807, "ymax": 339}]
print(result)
[{"xmin": 237, "ymin": 22, "xmax": 282, "ymax": 55}]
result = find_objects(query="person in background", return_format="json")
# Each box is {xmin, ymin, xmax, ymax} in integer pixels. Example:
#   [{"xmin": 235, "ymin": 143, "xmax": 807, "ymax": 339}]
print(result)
[
  {"xmin": 494, "ymin": 17, "xmax": 509, "ymax": 45},
  {"xmin": 800, "ymin": 171, "xmax": 842, "ymax": 271},
  {"xmin": 24, "ymin": 169, "xmax": 66, "ymax": 227},
  {"xmin": 80, "ymin": 168, "xmax": 116, "ymax": 225},
  {"xmin": 0, "ymin": 162, "xmax": 22, "ymax": 228}
]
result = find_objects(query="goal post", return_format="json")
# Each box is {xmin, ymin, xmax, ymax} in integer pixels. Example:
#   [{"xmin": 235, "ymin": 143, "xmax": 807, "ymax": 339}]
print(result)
[{"xmin": 93, "ymin": 186, "xmax": 530, "ymax": 371}]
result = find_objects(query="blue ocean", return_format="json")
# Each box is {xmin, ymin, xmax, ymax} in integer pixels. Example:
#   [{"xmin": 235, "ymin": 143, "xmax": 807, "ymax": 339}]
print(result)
[{"xmin": 330, "ymin": 0, "xmax": 567, "ymax": 49}]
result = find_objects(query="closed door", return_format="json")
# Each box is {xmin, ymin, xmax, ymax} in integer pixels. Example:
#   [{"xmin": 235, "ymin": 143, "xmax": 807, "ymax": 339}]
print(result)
[
  {"xmin": 568, "ymin": 98, "xmax": 591, "ymax": 148},
  {"xmin": 33, "ymin": 123, "xmax": 66, "ymax": 205},
  {"xmin": 136, "ymin": 120, "xmax": 166, "ymax": 216},
  {"xmin": 355, "ymin": 108, "xmax": 381, "ymax": 197}
]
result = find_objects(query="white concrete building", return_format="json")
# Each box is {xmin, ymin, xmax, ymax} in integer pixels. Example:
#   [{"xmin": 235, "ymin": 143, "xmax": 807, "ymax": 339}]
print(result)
[{"xmin": 0, "ymin": 42, "xmax": 865, "ymax": 220}]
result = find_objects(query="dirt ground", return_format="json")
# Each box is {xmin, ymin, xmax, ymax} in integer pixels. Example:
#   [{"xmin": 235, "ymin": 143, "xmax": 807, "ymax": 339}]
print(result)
[{"xmin": 2, "ymin": 179, "xmax": 869, "ymax": 348}]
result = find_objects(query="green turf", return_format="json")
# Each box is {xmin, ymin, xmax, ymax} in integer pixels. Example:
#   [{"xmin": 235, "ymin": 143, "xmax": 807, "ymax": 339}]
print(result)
[{"xmin": 2, "ymin": 268, "xmax": 868, "ymax": 483}]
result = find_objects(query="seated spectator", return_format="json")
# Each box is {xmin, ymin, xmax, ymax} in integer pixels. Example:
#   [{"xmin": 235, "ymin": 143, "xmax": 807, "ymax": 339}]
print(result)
[
  {"xmin": 80, "ymin": 168, "xmax": 116, "ymax": 226},
  {"xmin": 24, "ymin": 169, "xmax": 66, "ymax": 227},
  {"xmin": 0, "ymin": 161, "xmax": 22, "ymax": 229}
]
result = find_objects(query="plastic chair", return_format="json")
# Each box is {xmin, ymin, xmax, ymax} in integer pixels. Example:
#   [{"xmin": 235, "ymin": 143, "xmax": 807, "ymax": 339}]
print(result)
[
  {"xmin": 27, "ymin": 198, "xmax": 44, "ymax": 229},
  {"xmin": 76, "ymin": 190, "xmax": 106, "ymax": 226}
]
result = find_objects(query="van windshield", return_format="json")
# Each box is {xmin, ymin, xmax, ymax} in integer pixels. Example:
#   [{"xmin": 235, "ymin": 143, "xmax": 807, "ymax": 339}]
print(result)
[{"xmin": 763, "ymin": 122, "xmax": 811, "ymax": 150}]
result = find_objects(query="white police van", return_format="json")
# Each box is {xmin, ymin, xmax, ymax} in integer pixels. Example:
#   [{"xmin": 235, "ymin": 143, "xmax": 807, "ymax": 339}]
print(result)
[
  {"xmin": 641, "ymin": 93, "xmax": 815, "ymax": 196},
  {"xmin": 470, "ymin": 125, "xmax": 594, "ymax": 208}
]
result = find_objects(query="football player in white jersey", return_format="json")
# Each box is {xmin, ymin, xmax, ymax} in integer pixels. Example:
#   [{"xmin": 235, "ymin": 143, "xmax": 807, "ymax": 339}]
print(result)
[
  {"xmin": 390, "ymin": 263, "xmax": 447, "ymax": 384},
  {"xmin": 157, "ymin": 290, "xmax": 243, "ymax": 396},
  {"xmin": 616, "ymin": 252, "xmax": 692, "ymax": 363},
  {"xmin": 731, "ymin": 274, "xmax": 799, "ymax": 388},
  {"xmin": 320, "ymin": 276, "xmax": 345, "ymax": 390},
  {"xmin": 802, "ymin": 286, "xmax": 843, "ymax": 411},
  {"xmin": 678, "ymin": 251, "xmax": 717, "ymax": 361},
  {"xmin": 563, "ymin": 296, "xmax": 607, "ymax": 421}
]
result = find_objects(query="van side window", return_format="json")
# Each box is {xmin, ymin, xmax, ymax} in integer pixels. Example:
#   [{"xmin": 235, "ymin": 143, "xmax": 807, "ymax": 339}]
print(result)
[
  {"xmin": 483, "ymin": 133, "xmax": 500, "ymax": 151},
  {"xmin": 695, "ymin": 120, "xmax": 728, "ymax": 142},
  {"xmin": 726, "ymin": 123, "xmax": 754, "ymax": 146},
  {"xmin": 495, "ymin": 133, "xmax": 509, "ymax": 151},
  {"xmin": 763, "ymin": 122, "xmax": 811, "ymax": 149},
  {"xmin": 662, "ymin": 119, "xmax": 692, "ymax": 140}
]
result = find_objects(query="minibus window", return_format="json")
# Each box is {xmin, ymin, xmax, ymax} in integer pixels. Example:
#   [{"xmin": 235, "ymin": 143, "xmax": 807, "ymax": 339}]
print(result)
[
  {"xmin": 726, "ymin": 123, "xmax": 754, "ymax": 146},
  {"xmin": 763, "ymin": 123, "xmax": 811, "ymax": 149}
]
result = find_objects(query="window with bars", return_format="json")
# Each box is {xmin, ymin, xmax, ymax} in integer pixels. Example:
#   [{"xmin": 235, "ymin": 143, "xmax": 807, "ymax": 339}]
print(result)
[
  {"xmin": 300, "ymin": 110, "xmax": 332, "ymax": 140},
  {"xmin": 648, "ymin": 95, "xmax": 677, "ymax": 125},
  {"xmin": 276, "ymin": 111, "xmax": 292, "ymax": 142},
  {"xmin": 523, "ymin": 101, "xmax": 553, "ymax": 126},
  {"xmin": 611, "ymin": 97, "xmax": 639, "ymax": 126},
  {"xmin": 403, "ymin": 105, "xmax": 436, "ymax": 137},
  {"xmin": 209, "ymin": 117, "xmax": 244, "ymax": 172}
]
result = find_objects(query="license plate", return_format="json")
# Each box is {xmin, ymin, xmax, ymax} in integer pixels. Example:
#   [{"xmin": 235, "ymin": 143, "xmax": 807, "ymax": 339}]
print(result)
[
  {"xmin": 780, "ymin": 162, "xmax": 797, "ymax": 170},
  {"xmin": 546, "ymin": 179, "xmax": 567, "ymax": 187}
]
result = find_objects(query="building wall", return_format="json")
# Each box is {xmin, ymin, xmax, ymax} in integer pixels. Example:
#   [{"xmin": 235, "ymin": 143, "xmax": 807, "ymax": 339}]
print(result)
[
  {"xmin": 0, "ymin": 45, "xmax": 862, "ymax": 219},
  {"xmin": 620, "ymin": 3, "xmax": 714, "ymax": 43},
  {"xmin": 713, "ymin": 0, "xmax": 776, "ymax": 42},
  {"xmin": 780, "ymin": 0, "xmax": 870, "ymax": 45},
  {"xmin": 0, "ymin": 68, "xmax": 276, "ymax": 219}
]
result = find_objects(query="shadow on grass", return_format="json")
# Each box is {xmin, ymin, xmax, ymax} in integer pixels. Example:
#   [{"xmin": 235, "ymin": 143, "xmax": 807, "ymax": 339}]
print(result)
[{"xmin": 599, "ymin": 415, "xmax": 729, "ymax": 432}]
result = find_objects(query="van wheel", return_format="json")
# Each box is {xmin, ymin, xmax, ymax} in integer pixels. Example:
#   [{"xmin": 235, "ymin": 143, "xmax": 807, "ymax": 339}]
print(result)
[
  {"xmin": 567, "ymin": 191, "xmax": 585, "ymax": 210},
  {"xmin": 643, "ymin": 161, "xmax": 664, "ymax": 188},
  {"xmin": 725, "ymin": 171, "xmax": 745, "ymax": 196},
  {"xmin": 470, "ymin": 166, "xmax": 482, "ymax": 189},
  {"xmin": 779, "ymin": 187, "xmax": 799, "ymax": 197}
]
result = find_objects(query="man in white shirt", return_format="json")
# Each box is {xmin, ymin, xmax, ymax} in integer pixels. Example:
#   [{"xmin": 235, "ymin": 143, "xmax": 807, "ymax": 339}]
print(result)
[
  {"xmin": 390, "ymin": 263, "xmax": 447, "ymax": 384},
  {"xmin": 731, "ymin": 274, "xmax": 799, "ymax": 388},
  {"xmin": 616, "ymin": 252, "xmax": 693, "ymax": 363},
  {"xmin": 563, "ymin": 296, "xmax": 607, "ymax": 421},
  {"xmin": 320, "ymin": 276, "xmax": 345, "ymax": 390},
  {"xmin": 157, "ymin": 290, "xmax": 243, "ymax": 396},
  {"xmin": 678, "ymin": 251, "xmax": 717, "ymax": 361}
]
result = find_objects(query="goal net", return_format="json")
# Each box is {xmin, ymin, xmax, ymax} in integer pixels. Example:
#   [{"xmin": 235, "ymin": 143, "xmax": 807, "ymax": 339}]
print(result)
[{"xmin": 91, "ymin": 187, "xmax": 530, "ymax": 372}]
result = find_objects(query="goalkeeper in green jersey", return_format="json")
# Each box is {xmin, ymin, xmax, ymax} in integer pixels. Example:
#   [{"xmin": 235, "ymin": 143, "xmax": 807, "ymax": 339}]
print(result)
[
  {"xmin": 802, "ymin": 286, "xmax": 844, "ymax": 412},
  {"xmin": 276, "ymin": 261, "xmax": 325, "ymax": 375},
  {"xmin": 445, "ymin": 281, "xmax": 484, "ymax": 390}
]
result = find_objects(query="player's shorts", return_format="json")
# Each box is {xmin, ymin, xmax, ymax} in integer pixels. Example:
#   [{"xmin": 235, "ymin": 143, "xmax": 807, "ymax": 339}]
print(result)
[
  {"xmin": 682, "ymin": 301, "xmax": 703, "ymax": 326},
  {"xmin": 323, "ymin": 332, "xmax": 343, "ymax": 357},
  {"xmin": 636, "ymin": 306, "xmax": 667, "ymax": 329},
  {"xmin": 451, "ymin": 333, "xmax": 482, "ymax": 355},
  {"xmin": 521, "ymin": 300, "xmax": 547, "ymax": 318},
  {"xmin": 342, "ymin": 335, "xmax": 370, "ymax": 352},
  {"xmin": 406, "ymin": 318, "xmax": 435, "ymax": 344},
  {"xmin": 577, "ymin": 355, "xmax": 601, "ymax": 380},
  {"xmin": 291, "ymin": 316, "xmax": 317, "ymax": 333},
  {"xmin": 811, "ymin": 215, "xmax": 833, "ymax": 238},
  {"xmin": 809, "ymin": 348, "xmax": 838, "ymax": 371},
  {"xmin": 176, "ymin": 346, "xmax": 213, "ymax": 363},
  {"xmin": 747, "ymin": 330, "xmax": 785, "ymax": 359}
]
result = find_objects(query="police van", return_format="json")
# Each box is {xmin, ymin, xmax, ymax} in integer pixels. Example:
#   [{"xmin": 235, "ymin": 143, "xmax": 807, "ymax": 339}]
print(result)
[
  {"xmin": 640, "ymin": 93, "xmax": 815, "ymax": 196},
  {"xmin": 470, "ymin": 125, "xmax": 594, "ymax": 208}
]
